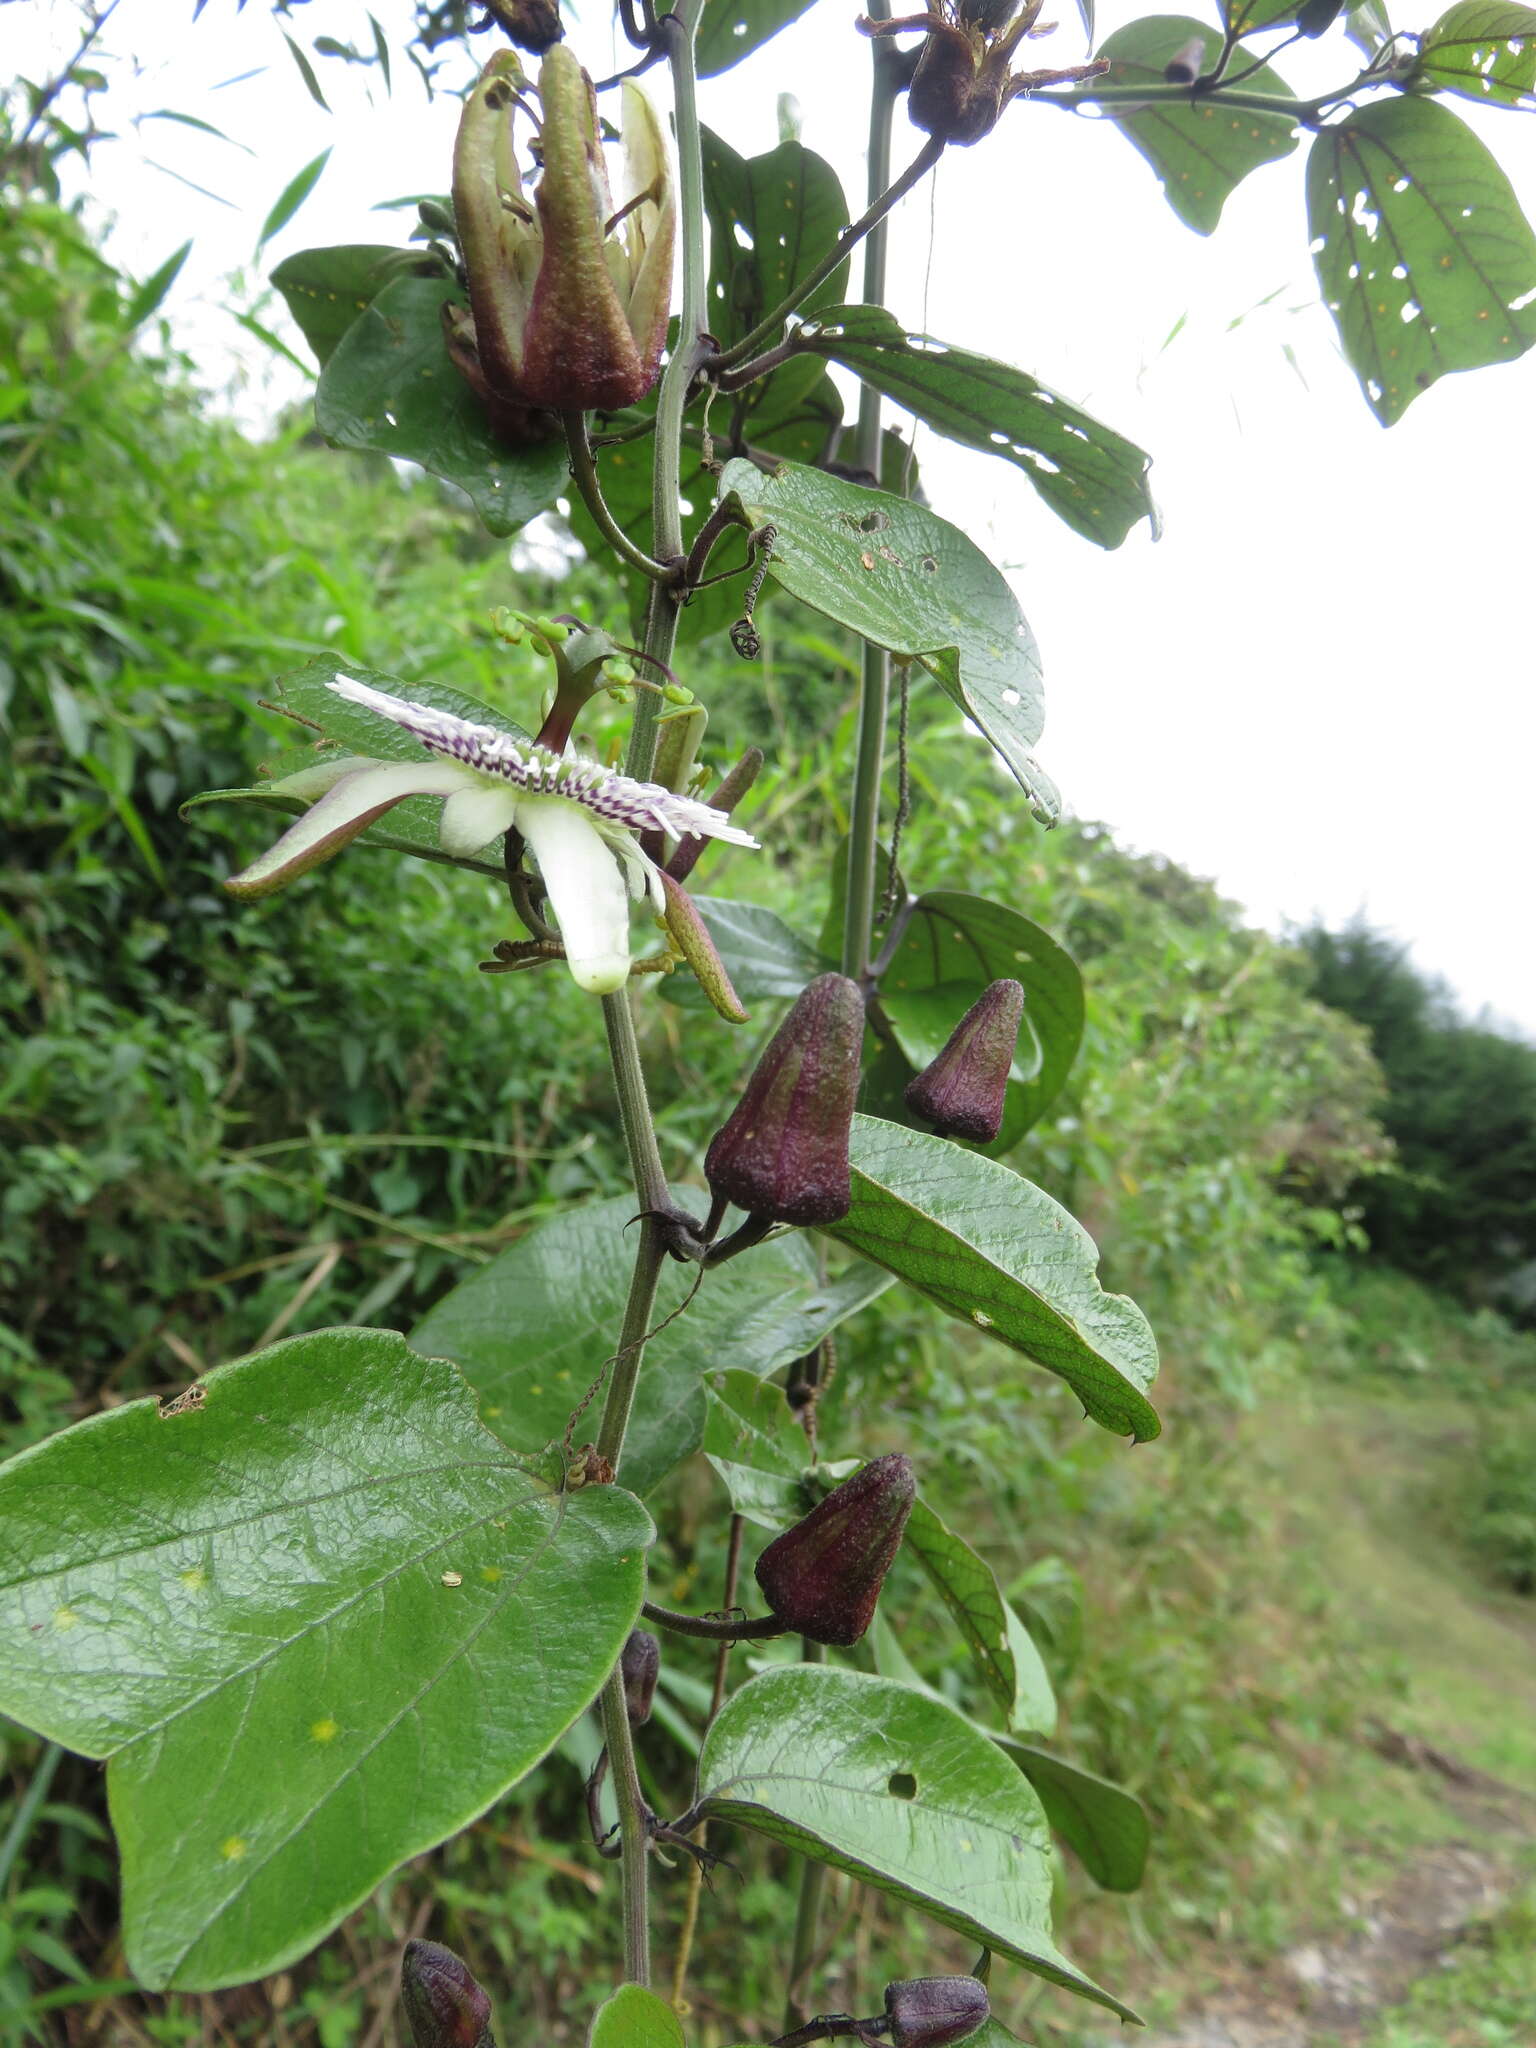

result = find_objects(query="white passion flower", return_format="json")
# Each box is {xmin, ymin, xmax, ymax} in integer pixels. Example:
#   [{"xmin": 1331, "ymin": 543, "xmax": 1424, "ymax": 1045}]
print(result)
[{"xmin": 225, "ymin": 675, "xmax": 758, "ymax": 996}]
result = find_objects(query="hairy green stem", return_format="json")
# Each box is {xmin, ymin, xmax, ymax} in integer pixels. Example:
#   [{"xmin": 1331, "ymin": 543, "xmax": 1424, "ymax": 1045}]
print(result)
[{"xmin": 599, "ymin": 1671, "xmax": 652, "ymax": 1984}]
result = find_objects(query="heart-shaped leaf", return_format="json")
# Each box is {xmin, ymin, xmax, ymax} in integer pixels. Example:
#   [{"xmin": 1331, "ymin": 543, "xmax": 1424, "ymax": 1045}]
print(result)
[
  {"xmin": 411, "ymin": 1192, "xmax": 891, "ymax": 1496},
  {"xmin": 716, "ymin": 458, "xmax": 1057, "ymax": 822},
  {"xmin": 996, "ymin": 1739, "xmax": 1151, "ymax": 1893},
  {"xmin": 588, "ymin": 1985, "xmax": 684, "ymax": 2048},
  {"xmin": 315, "ymin": 275, "xmax": 567, "ymax": 535},
  {"xmin": 0, "ymin": 1330, "xmax": 651, "ymax": 1991},
  {"xmin": 1096, "ymin": 19, "xmax": 1300, "ymax": 234},
  {"xmin": 822, "ymin": 1117, "xmax": 1160, "ymax": 1440},
  {"xmin": 1307, "ymin": 95, "xmax": 1536, "ymax": 423},
  {"xmin": 794, "ymin": 305, "xmax": 1158, "ymax": 548},
  {"xmin": 696, "ymin": 0, "xmax": 819, "ymax": 74},
  {"xmin": 692, "ymin": 1665, "xmax": 1137, "ymax": 2019},
  {"xmin": 1414, "ymin": 1, "xmax": 1536, "ymax": 109},
  {"xmin": 270, "ymin": 244, "xmax": 433, "ymax": 367}
]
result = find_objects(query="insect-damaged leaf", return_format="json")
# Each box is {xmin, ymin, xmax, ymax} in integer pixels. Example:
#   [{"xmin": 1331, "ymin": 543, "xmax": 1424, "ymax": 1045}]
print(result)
[{"xmin": 1414, "ymin": 0, "xmax": 1536, "ymax": 109}]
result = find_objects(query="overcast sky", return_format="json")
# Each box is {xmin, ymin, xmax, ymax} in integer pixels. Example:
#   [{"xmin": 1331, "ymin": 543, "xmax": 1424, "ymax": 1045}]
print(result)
[{"xmin": 20, "ymin": 0, "xmax": 1536, "ymax": 1031}]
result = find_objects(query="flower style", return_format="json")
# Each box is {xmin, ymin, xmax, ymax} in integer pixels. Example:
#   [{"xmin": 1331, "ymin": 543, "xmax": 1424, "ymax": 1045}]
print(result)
[
  {"xmin": 224, "ymin": 676, "xmax": 757, "ymax": 997},
  {"xmin": 860, "ymin": 0, "xmax": 1109, "ymax": 147}
]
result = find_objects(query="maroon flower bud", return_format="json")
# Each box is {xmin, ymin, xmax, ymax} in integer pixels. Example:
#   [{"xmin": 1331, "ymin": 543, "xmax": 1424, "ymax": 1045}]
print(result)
[
  {"xmin": 903, "ymin": 979, "xmax": 1023, "ymax": 1144},
  {"xmin": 401, "ymin": 1940, "xmax": 497, "ymax": 2048},
  {"xmin": 479, "ymin": 0, "xmax": 564, "ymax": 54},
  {"xmin": 620, "ymin": 1627, "xmax": 660, "ymax": 1727},
  {"xmin": 753, "ymin": 1453, "xmax": 914, "ymax": 1647},
  {"xmin": 884, "ymin": 1977, "xmax": 990, "ymax": 2048},
  {"xmin": 705, "ymin": 973, "xmax": 864, "ymax": 1228}
]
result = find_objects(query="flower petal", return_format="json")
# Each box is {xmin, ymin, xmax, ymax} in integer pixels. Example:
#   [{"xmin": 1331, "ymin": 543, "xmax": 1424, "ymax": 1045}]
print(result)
[
  {"xmin": 439, "ymin": 782, "xmax": 520, "ymax": 855},
  {"xmin": 516, "ymin": 794, "xmax": 633, "ymax": 995},
  {"xmin": 224, "ymin": 761, "xmax": 478, "ymax": 899}
]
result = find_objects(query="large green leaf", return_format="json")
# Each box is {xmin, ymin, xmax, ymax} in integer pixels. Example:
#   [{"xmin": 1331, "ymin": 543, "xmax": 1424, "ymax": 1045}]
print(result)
[
  {"xmin": 822, "ymin": 1117, "xmax": 1160, "ymax": 1441},
  {"xmin": 660, "ymin": 897, "xmax": 825, "ymax": 1008},
  {"xmin": 996, "ymin": 1740, "xmax": 1151, "ymax": 1893},
  {"xmin": 314, "ymin": 276, "xmax": 567, "ymax": 535},
  {"xmin": 181, "ymin": 657, "xmax": 528, "ymax": 881},
  {"xmin": 0, "ymin": 1330, "xmax": 651, "ymax": 1991},
  {"xmin": 696, "ymin": 0, "xmax": 819, "ymax": 74},
  {"xmin": 588, "ymin": 1985, "xmax": 683, "ymax": 2048},
  {"xmin": 411, "ymin": 1191, "xmax": 891, "ymax": 1496},
  {"xmin": 702, "ymin": 1369, "xmax": 813, "ymax": 1529},
  {"xmin": 1307, "ymin": 95, "xmax": 1536, "ymax": 424},
  {"xmin": 795, "ymin": 305, "xmax": 1157, "ymax": 548},
  {"xmin": 270, "ymin": 244, "xmax": 432, "ymax": 367},
  {"xmin": 877, "ymin": 891, "xmax": 1085, "ymax": 1146},
  {"xmin": 716, "ymin": 459, "xmax": 1057, "ymax": 822},
  {"xmin": 1415, "ymin": 1, "xmax": 1536, "ymax": 107},
  {"xmin": 693, "ymin": 1666, "xmax": 1136, "ymax": 2019},
  {"xmin": 905, "ymin": 1499, "xmax": 1057, "ymax": 1737},
  {"xmin": 1096, "ymin": 19, "xmax": 1300, "ymax": 234},
  {"xmin": 703, "ymin": 130, "xmax": 849, "ymax": 416}
]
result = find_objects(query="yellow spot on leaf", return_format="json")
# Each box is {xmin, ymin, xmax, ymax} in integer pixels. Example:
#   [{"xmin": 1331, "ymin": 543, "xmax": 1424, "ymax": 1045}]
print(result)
[
  {"xmin": 53, "ymin": 1606, "xmax": 79, "ymax": 1631},
  {"xmin": 311, "ymin": 1718, "xmax": 339, "ymax": 1744},
  {"xmin": 221, "ymin": 1837, "xmax": 248, "ymax": 1861},
  {"xmin": 481, "ymin": 1566, "xmax": 503, "ymax": 1585},
  {"xmin": 180, "ymin": 1567, "xmax": 207, "ymax": 1593}
]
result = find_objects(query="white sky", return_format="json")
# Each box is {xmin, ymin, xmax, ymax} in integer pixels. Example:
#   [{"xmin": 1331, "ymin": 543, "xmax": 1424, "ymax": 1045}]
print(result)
[{"xmin": 19, "ymin": 0, "xmax": 1536, "ymax": 1031}]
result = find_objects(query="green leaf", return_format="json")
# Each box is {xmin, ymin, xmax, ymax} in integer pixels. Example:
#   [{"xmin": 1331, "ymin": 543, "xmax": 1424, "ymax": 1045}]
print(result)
[
  {"xmin": 0, "ymin": 1331, "xmax": 651, "ymax": 1991},
  {"xmin": 411, "ymin": 1192, "xmax": 891, "ymax": 1496},
  {"xmin": 795, "ymin": 306, "xmax": 1158, "ymax": 548},
  {"xmin": 281, "ymin": 33, "xmax": 330, "ymax": 113},
  {"xmin": 996, "ymin": 1740, "xmax": 1151, "ymax": 1892},
  {"xmin": 1223, "ymin": 0, "xmax": 1302, "ymax": 28},
  {"xmin": 588, "ymin": 1985, "xmax": 684, "ymax": 2048},
  {"xmin": 315, "ymin": 276, "xmax": 568, "ymax": 536},
  {"xmin": 1307, "ymin": 96, "xmax": 1536, "ymax": 424},
  {"xmin": 271, "ymin": 245, "xmax": 430, "ymax": 368},
  {"xmin": 905, "ymin": 1499, "xmax": 1057, "ymax": 1736},
  {"xmin": 181, "ymin": 657, "xmax": 527, "ymax": 880},
  {"xmin": 716, "ymin": 459, "xmax": 1057, "ymax": 822},
  {"xmin": 697, "ymin": 0, "xmax": 819, "ymax": 75},
  {"xmin": 1096, "ymin": 20, "xmax": 1299, "ymax": 234},
  {"xmin": 123, "ymin": 242, "xmax": 191, "ymax": 331},
  {"xmin": 702, "ymin": 1370, "xmax": 812, "ymax": 1528},
  {"xmin": 877, "ymin": 891, "xmax": 1085, "ymax": 1144},
  {"xmin": 258, "ymin": 148, "xmax": 332, "ymax": 251},
  {"xmin": 823, "ymin": 1117, "xmax": 1160, "ymax": 1441},
  {"xmin": 703, "ymin": 129, "xmax": 850, "ymax": 416},
  {"xmin": 660, "ymin": 898, "xmax": 825, "ymax": 1008},
  {"xmin": 693, "ymin": 1666, "xmax": 1136, "ymax": 2020},
  {"xmin": 1415, "ymin": 0, "xmax": 1536, "ymax": 104}
]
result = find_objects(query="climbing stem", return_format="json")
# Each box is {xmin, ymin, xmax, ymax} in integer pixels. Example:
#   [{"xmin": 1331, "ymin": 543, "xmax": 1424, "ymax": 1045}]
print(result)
[{"xmin": 600, "ymin": 1671, "xmax": 652, "ymax": 1984}]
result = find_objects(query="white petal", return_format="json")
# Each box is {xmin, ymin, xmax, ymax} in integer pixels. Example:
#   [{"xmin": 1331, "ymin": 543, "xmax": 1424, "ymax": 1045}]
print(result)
[
  {"xmin": 439, "ymin": 782, "xmax": 520, "ymax": 855},
  {"xmin": 516, "ymin": 796, "xmax": 632, "ymax": 996},
  {"xmin": 224, "ymin": 760, "xmax": 477, "ymax": 898}
]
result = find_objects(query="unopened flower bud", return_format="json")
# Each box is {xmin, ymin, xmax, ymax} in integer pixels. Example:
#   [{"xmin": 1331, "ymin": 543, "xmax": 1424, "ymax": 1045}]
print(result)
[
  {"xmin": 620, "ymin": 1628, "xmax": 660, "ymax": 1725},
  {"xmin": 400, "ymin": 1939, "xmax": 497, "ymax": 2048},
  {"xmin": 705, "ymin": 973, "xmax": 864, "ymax": 1227},
  {"xmin": 479, "ymin": 0, "xmax": 564, "ymax": 54},
  {"xmin": 1163, "ymin": 34, "xmax": 1206, "ymax": 82},
  {"xmin": 753, "ymin": 1453, "xmax": 914, "ymax": 1646},
  {"xmin": 903, "ymin": 979, "xmax": 1024, "ymax": 1144},
  {"xmin": 884, "ymin": 1976, "xmax": 990, "ymax": 2048}
]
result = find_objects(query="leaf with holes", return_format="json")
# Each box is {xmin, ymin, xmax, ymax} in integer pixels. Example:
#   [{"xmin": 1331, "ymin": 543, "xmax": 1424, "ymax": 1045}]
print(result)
[
  {"xmin": 181, "ymin": 658, "xmax": 527, "ymax": 881},
  {"xmin": 314, "ymin": 276, "xmax": 567, "ymax": 535},
  {"xmin": 660, "ymin": 898, "xmax": 825, "ymax": 1008},
  {"xmin": 822, "ymin": 1117, "xmax": 1160, "ymax": 1440},
  {"xmin": 588, "ymin": 1985, "xmax": 684, "ymax": 2048},
  {"xmin": 996, "ymin": 1740, "xmax": 1151, "ymax": 1892},
  {"xmin": 1415, "ymin": 1, "xmax": 1536, "ymax": 108},
  {"xmin": 906, "ymin": 1499, "xmax": 1057, "ymax": 1736},
  {"xmin": 702, "ymin": 1370, "xmax": 812, "ymax": 1529},
  {"xmin": 795, "ymin": 306, "xmax": 1157, "ymax": 548},
  {"xmin": 1096, "ymin": 19, "xmax": 1299, "ymax": 235},
  {"xmin": 271, "ymin": 245, "xmax": 434, "ymax": 367},
  {"xmin": 692, "ymin": 1666, "xmax": 1137, "ymax": 2019},
  {"xmin": 0, "ymin": 1330, "xmax": 652, "ymax": 1991},
  {"xmin": 697, "ymin": 0, "xmax": 819, "ymax": 73},
  {"xmin": 411, "ymin": 1192, "xmax": 891, "ymax": 1496},
  {"xmin": 704, "ymin": 130, "xmax": 850, "ymax": 416},
  {"xmin": 1307, "ymin": 96, "xmax": 1536, "ymax": 424},
  {"xmin": 876, "ymin": 891, "xmax": 1085, "ymax": 1147},
  {"xmin": 716, "ymin": 459, "xmax": 1057, "ymax": 821}
]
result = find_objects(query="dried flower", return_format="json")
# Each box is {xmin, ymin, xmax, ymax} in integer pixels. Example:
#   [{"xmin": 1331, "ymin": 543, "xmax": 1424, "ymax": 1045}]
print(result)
[
  {"xmin": 753, "ymin": 1453, "xmax": 915, "ymax": 1646},
  {"xmin": 903, "ymin": 978, "xmax": 1024, "ymax": 1143},
  {"xmin": 620, "ymin": 1628, "xmax": 660, "ymax": 1727},
  {"xmin": 860, "ymin": 0, "xmax": 1108, "ymax": 147}
]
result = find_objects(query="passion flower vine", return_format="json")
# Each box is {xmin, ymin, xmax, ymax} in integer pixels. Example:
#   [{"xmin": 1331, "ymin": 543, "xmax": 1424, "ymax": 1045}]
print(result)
[{"xmin": 223, "ymin": 675, "xmax": 757, "ymax": 995}]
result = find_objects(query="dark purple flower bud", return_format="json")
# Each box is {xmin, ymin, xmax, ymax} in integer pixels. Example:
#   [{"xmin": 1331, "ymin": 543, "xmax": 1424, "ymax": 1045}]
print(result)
[
  {"xmin": 401, "ymin": 1939, "xmax": 497, "ymax": 2048},
  {"xmin": 753, "ymin": 1453, "xmax": 914, "ymax": 1647},
  {"xmin": 620, "ymin": 1628, "xmax": 660, "ymax": 1727},
  {"xmin": 479, "ymin": 0, "xmax": 564, "ymax": 53},
  {"xmin": 884, "ymin": 1976, "xmax": 991, "ymax": 2048},
  {"xmin": 705, "ymin": 973, "xmax": 864, "ymax": 1228},
  {"xmin": 903, "ymin": 979, "xmax": 1024, "ymax": 1144}
]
